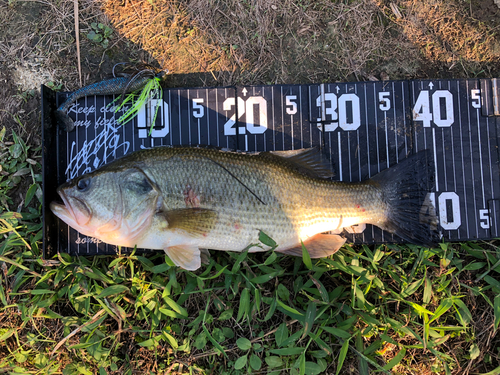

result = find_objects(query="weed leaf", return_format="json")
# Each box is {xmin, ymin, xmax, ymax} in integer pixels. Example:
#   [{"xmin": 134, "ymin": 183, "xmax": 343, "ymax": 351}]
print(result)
[
  {"xmin": 265, "ymin": 356, "xmax": 283, "ymax": 368},
  {"xmin": 236, "ymin": 337, "xmax": 252, "ymax": 351},
  {"xmin": 301, "ymin": 242, "xmax": 312, "ymax": 270},
  {"xmin": 383, "ymin": 347, "xmax": 406, "ymax": 370},
  {"xmin": 234, "ymin": 355, "xmax": 247, "ymax": 370},
  {"xmin": 336, "ymin": 339, "xmax": 350, "ymax": 375},
  {"xmin": 249, "ymin": 353, "xmax": 262, "ymax": 370},
  {"xmin": 97, "ymin": 285, "xmax": 128, "ymax": 298}
]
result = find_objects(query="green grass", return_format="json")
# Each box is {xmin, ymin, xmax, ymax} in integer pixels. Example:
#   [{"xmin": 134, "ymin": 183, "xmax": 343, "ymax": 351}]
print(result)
[{"xmin": 0, "ymin": 127, "xmax": 499, "ymax": 374}]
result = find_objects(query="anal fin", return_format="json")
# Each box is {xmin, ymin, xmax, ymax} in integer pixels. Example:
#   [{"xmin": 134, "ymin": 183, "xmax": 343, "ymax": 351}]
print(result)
[
  {"xmin": 276, "ymin": 234, "xmax": 346, "ymax": 258},
  {"xmin": 164, "ymin": 245, "xmax": 201, "ymax": 270},
  {"xmin": 344, "ymin": 224, "xmax": 366, "ymax": 234}
]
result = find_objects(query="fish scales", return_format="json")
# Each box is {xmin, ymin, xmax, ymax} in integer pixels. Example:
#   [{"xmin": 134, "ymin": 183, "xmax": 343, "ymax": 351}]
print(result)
[
  {"xmin": 51, "ymin": 146, "xmax": 438, "ymax": 270},
  {"xmin": 101, "ymin": 147, "xmax": 385, "ymax": 250}
]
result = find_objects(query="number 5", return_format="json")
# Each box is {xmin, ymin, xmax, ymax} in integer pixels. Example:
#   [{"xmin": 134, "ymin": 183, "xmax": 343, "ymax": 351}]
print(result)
[
  {"xmin": 285, "ymin": 95, "xmax": 297, "ymax": 115},
  {"xmin": 378, "ymin": 92, "xmax": 391, "ymax": 111},
  {"xmin": 480, "ymin": 208, "xmax": 490, "ymax": 229},
  {"xmin": 192, "ymin": 98, "xmax": 204, "ymax": 118},
  {"xmin": 471, "ymin": 89, "xmax": 481, "ymax": 109}
]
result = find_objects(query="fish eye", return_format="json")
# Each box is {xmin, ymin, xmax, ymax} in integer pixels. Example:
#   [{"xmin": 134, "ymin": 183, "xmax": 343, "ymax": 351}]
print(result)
[{"xmin": 76, "ymin": 178, "xmax": 91, "ymax": 192}]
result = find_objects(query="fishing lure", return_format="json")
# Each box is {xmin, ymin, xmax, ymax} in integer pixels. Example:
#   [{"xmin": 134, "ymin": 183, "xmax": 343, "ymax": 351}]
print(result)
[{"xmin": 56, "ymin": 64, "xmax": 166, "ymax": 132}]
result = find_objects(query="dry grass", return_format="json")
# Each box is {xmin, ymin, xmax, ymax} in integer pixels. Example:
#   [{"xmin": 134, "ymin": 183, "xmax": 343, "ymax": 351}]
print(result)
[
  {"xmin": 102, "ymin": 0, "xmax": 238, "ymax": 86},
  {"xmin": 376, "ymin": 0, "xmax": 500, "ymax": 76},
  {"xmin": 186, "ymin": 0, "xmax": 422, "ymax": 83}
]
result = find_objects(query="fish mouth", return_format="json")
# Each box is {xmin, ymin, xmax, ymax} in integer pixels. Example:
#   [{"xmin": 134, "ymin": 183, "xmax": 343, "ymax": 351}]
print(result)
[{"xmin": 50, "ymin": 189, "xmax": 91, "ymax": 227}]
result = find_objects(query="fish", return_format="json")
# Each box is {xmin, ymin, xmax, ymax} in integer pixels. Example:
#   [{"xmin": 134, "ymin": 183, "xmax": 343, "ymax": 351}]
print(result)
[
  {"xmin": 50, "ymin": 146, "xmax": 438, "ymax": 270},
  {"xmin": 56, "ymin": 64, "xmax": 165, "ymax": 132}
]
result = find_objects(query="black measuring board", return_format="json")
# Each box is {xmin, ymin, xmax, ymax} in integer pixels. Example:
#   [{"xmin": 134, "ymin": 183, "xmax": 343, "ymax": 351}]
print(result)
[
  {"xmin": 410, "ymin": 79, "xmax": 500, "ymax": 241},
  {"xmin": 42, "ymin": 78, "xmax": 500, "ymax": 258}
]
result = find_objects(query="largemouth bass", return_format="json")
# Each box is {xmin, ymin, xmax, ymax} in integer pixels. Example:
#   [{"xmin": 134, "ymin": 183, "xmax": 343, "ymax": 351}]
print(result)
[{"xmin": 50, "ymin": 147, "xmax": 438, "ymax": 270}]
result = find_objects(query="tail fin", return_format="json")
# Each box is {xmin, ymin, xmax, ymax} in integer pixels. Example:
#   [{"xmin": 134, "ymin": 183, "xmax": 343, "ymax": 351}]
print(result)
[{"xmin": 371, "ymin": 150, "xmax": 439, "ymax": 247}]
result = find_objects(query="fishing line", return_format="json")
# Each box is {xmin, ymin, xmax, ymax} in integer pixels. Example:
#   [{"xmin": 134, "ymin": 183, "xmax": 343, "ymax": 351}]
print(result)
[{"xmin": 201, "ymin": 155, "xmax": 266, "ymax": 205}]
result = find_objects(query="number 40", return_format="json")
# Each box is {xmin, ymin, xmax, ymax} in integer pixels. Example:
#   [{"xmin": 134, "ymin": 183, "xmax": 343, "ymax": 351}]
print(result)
[{"xmin": 413, "ymin": 90, "xmax": 454, "ymax": 127}]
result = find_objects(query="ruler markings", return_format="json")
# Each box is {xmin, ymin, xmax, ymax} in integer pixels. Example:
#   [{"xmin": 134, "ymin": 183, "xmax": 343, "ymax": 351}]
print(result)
[
  {"xmin": 281, "ymin": 86, "xmax": 285, "ymax": 151},
  {"xmin": 373, "ymin": 84, "xmax": 380, "ymax": 174},
  {"xmin": 485, "ymin": 102, "xmax": 497, "ymax": 236},
  {"xmin": 223, "ymin": 88, "xmax": 227, "ymax": 148},
  {"xmin": 253, "ymin": 86, "xmax": 256, "ymax": 151},
  {"xmin": 402, "ymin": 81, "xmax": 408, "ymax": 156},
  {"xmin": 307, "ymin": 85, "xmax": 314, "ymax": 146},
  {"xmin": 178, "ymin": 90, "xmax": 181, "ymax": 145},
  {"xmin": 356, "ymin": 128, "xmax": 361, "ymax": 182},
  {"xmin": 347, "ymin": 86, "xmax": 352, "ymax": 182},
  {"xmin": 215, "ymin": 88, "xmax": 219, "ymax": 147},
  {"xmin": 442, "ymin": 81, "xmax": 448, "ymax": 190},
  {"xmin": 432, "ymin": 128, "xmax": 438, "ymax": 193},
  {"xmin": 413, "ymin": 82, "xmax": 418, "ymax": 153},
  {"xmin": 476, "ymin": 91, "xmax": 486, "ymax": 210},
  {"xmin": 74, "ymin": 99, "xmax": 79, "ymax": 253},
  {"xmin": 448, "ymin": 81, "xmax": 456, "ymax": 238},
  {"xmin": 213, "ymin": 88, "xmax": 217, "ymax": 146},
  {"xmin": 338, "ymin": 131, "xmax": 342, "ymax": 181},
  {"xmin": 299, "ymin": 87, "xmax": 303, "ymax": 149},
  {"xmin": 481, "ymin": 92, "xmax": 494, "ymax": 239},
  {"xmin": 308, "ymin": 85, "xmax": 312, "ymax": 148},
  {"xmin": 290, "ymin": 88, "xmax": 295, "ymax": 150},
  {"xmin": 494, "ymin": 200, "xmax": 498, "ymax": 237},
  {"xmin": 197, "ymin": 89, "xmax": 201, "ymax": 144},
  {"xmin": 441, "ymin": 127, "xmax": 447, "ymax": 189},
  {"xmin": 393, "ymin": 81, "xmax": 398, "ymax": 163},
  {"xmin": 457, "ymin": 82, "xmax": 469, "ymax": 238},
  {"xmin": 88, "ymin": 95, "xmax": 92, "ymax": 254},
  {"xmin": 272, "ymin": 86, "xmax": 276, "ymax": 151},
  {"xmin": 486, "ymin": 115, "xmax": 495, "ymax": 215},
  {"xmin": 384, "ymin": 103, "xmax": 389, "ymax": 169},
  {"xmin": 204, "ymin": 89, "xmax": 208, "ymax": 145},
  {"xmin": 263, "ymin": 87, "xmax": 267, "ymax": 152},
  {"xmin": 466, "ymin": 80, "xmax": 478, "ymax": 238},
  {"xmin": 450, "ymin": 105, "xmax": 456, "ymax": 193},
  {"xmin": 486, "ymin": 80, "xmax": 491, "ymax": 115},
  {"xmin": 375, "ymin": 83, "xmax": 383, "ymax": 242},
  {"xmin": 364, "ymin": 84, "xmax": 370, "ymax": 178},
  {"xmin": 187, "ymin": 89, "xmax": 191, "ymax": 145}
]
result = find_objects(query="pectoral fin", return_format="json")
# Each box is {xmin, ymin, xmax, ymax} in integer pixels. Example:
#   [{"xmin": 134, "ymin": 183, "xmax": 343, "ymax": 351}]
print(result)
[
  {"xmin": 164, "ymin": 245, "xmax": 201, "ymax": 270},
  {"xmin": 277, "ymin": 234, "xmax": 346, "ymax": 258},
  {"xmin": 162, "ymin": 208, "xmax": 217, "ymax": 237}
]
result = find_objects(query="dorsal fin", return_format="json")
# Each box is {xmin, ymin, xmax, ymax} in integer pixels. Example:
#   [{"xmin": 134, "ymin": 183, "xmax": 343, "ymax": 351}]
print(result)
[{"xmin": 267, "ymin": 147, "xmax": 335, "ymax": 179}]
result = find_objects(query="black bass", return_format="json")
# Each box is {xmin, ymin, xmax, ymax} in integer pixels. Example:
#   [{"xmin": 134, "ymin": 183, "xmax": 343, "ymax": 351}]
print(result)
[{"xmin": 50, "ymin": 147, "xmax": 438, "ymax": 270}]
